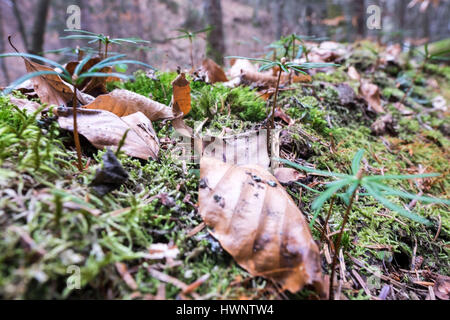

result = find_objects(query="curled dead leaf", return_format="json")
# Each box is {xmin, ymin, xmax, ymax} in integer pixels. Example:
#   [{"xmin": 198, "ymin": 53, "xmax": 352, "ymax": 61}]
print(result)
[
  {"xmin": 57, "ymin": 107, "xmax": 159, "ymax": 160},
  {"xmin": 84, "ymin": 89, "xmax": 180, "ymax": 121},
  {"xmin": 228, "ymin": 58, "xmax": 258, "ymax": 79},
  {"xmin": 274, "ymin": 167, "xmax": 305, "ymax": 185},
  {"xmin": 347, "ymin": 66, "xmax": 361, "ymax": 81},
  {"xmin": 201, "ymin": 58, "xmax": 228, "ymax": 84},
  {"xmin": 274, "ymin": 107, "xmax": 294, "ymax": 126},
  {"xmin": 9, "ymin": 97, "xmax": 41, "ymax": 114},
  {"xmin": 22, "ymin": 56, "xmax": 75, "ymax": 106},
  {"xmin": 172, "ymin": 73, "xmax": 191, "ymax": 115},
  {"xmin": 360, "ymin": 81, "xmax": 385, "ymax": 113},
  {"xmin": 199, "ymin": 157, "xmax": 325, "ymax": 295}
]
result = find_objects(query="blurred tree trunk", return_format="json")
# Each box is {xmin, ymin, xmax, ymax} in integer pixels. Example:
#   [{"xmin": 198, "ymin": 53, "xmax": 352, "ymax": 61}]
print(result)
[
  {"xmin": 306, "ymin": 5, "xmax": 313, "ymax": 36},
  {"xmin": 30, "ymin": 0, "xmax": 51, "ymax": 55},
  {"xmin": 273, "ymin": 0, "xmax": 284, "ymax": 39},
  {"xmin": 354, "ymin": 0, "xmax": 366, "ymax": 39},
  {"xmin": 12, "ymin": 0, "xmax": 29, "ymax": 51},
  {"xmin": 0, "ymin": 4, "xmax": 10, "ymax": 84},
  {"xmin": 204, "ymin": 0, "xmax": 225, "ymax": 65},
  {"xmin": 423, "ymin": 6, "xmax": 430, "ymax": 40},
  {"xmin": 397, "ymin": 0, "xmax": 407, "ymax": 44}
]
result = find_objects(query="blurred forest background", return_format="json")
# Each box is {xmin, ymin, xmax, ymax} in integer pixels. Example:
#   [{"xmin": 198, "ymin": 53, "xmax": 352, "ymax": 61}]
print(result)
[{"xmin": 0, "ymin": 0, "xmax": 449, "ymax": 86}]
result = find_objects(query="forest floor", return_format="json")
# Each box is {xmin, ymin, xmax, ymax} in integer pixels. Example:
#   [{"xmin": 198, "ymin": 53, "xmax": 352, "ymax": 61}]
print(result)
[{"xmin": 0, "ymin": 39, "xmax": 449, "ymax": 300}]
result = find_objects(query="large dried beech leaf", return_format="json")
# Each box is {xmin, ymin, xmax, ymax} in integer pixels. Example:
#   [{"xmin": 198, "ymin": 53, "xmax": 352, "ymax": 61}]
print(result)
[
  {"xmin": 84, "ymin": 89, "xmax": 180, "ymax": 121},
  {"xmin": 172, "ymin": 73, "xmax": 191, "ymax": 115},
  {"xmin": 360, "ymin": 81, "xmax": 385, "ymax": 113},
  {"xmin": 199, "ymin": 157, "xmax": 324, "ymax": 295},
  {"xmin": 23, "ymin": 57, "xmax": 74, "ymax": 106},
  {"xmin": 201, "ymin": 58, "xmax": 228, "ymax": 83},
  {"xmin": 57, "ymin": 108, "xmax": 159, "ymax": 160}
]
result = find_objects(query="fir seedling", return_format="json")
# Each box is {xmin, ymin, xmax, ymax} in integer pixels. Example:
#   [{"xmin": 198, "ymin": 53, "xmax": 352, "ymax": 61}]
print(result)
[
  {"xmin": 400, "ymin": 43, "xmax": 450, "ymax": 104},
  {"xmin": 168, "ymin": 27, "xmax": 212, "ymax": 69},
  {"xmin": 226, "ymin": 55, "xmax": 337, "ymax": 148},
  {"xmin": 277, "ymin": 150, "xmax": 449, "ymax": 300},
  {"xmin": 0, "ymin": 52, "xmax": 155, "ymax": 171},
  {"xmin": 61, "ymin": 29, "xmax": 150, "ymax": 59}
]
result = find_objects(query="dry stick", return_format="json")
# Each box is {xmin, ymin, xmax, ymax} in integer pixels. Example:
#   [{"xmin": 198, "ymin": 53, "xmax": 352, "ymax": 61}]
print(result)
[
  {"xmin": 329, "ymin": 185, "xmax": 359, "ymax": 300},
  {"xmin": 321, "ymin": 196, "xmax": 336, "ymax": 243},
  {"xmin": 98, "ymin": 40, "xmax": 102, "ymax": 57},
  {"xmin": 189, "ymin": 38, "xmax": 194, "ymax": 70},
  {"xmin": 268, "ymin": 67, "xmax": 283, "ymax": 152},
  {"xmin": 105, "ymin": 40, "xmax": 109, "ymax": 59},
  {"xmin": 72, "ymin": 86, "xmax": 83, "ymax": 171}
]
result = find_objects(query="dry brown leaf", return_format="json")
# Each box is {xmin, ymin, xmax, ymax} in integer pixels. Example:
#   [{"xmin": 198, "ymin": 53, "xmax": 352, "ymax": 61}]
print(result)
[
  {"xmin": 84, "ymin": 89, "xmax": 180, "ymax": 121},
  {"xmin": 57, "ymin": 108, "xmax": 159, "ymax": 160},
  {"xmin": 434, "ymin": 274, "xmax": 450, "ymax": 300},
  {"xmin": 274, "ymin": 168, "xmax": 305, "ymax": 184},
  {"xmin": 347, "ymin": 66, "xmax": 361, "ymax": 81},
  {"xmin": 22, "ymin": 56, "xmax": 74, "ymax": 106},
  {"xmin": 240, "ymin": 71, "xmax": 280, "ymax": 88},
  {"xmin": 290, "ymin": 74, "xmax": 312, "ymax": 83},
  {"xmin": 172, "ymin": 73, "xmax": 191, "ymax": 115},
  {"xmin": 199, "ymin": 157, "xmax": 325, "ymax": 295},
  {"xmin": 360, "ymin": 81, "xmax": 385, "ymax": 113},
  {"xmin": 274, "ymin": 107, "xmax": 294, "ymax": 126},
  {"xmin": 201, "ymin": 58, "xmax": 228, "ymax": 83},
  {"xmin": 9, "ymin": 97, "xmax": 41, "ymax": 114},
  {"xmin": 66, "ymin": 56, "xmax": 112, "ymax": 97},
  {"xmin": 228, "ymin": 58, "xmax": 258, "ymax": 79},
  {"xmin": 322, "ymin": 16, "xmax": 345, "ymax": 26}
]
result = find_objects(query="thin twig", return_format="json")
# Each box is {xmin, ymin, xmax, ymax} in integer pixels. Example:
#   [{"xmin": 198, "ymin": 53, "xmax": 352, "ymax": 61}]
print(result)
[{"xmin": 329, "ymin": 185, "xmax": 359, "ymax": 300}]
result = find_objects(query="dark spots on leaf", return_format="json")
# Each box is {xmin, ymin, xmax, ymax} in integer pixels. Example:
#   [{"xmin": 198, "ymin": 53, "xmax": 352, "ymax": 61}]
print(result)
[
  {"xmin": 199, "ymin": 178, "xmax": 209, "ymax": 189},
  {"xmin": 253, "ymin": 234, "xmax": 271, "ymax": 253},
  {"xmin": 267, "ymin": 180, "xmax": 277, "ymax": 187},
  {"xmin": 252, "ymin": 175, "xmax": 262, "ymax": 183},
  {"xmin": 213, "ymin": 194, "xmax": 225, "ymax": 208},
  {"xmin": 281, "ymin": 243, "xmax": 304, "ymax": 265}
]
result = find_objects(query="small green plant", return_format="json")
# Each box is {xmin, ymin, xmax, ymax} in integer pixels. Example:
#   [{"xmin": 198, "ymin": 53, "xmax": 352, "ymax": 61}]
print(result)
[
  {"xmin": 226, "ymin": 55, "xmax": 337, "ymax": 148},
  {"xmin": 168, "ymin": 27, "xmax": 212, "ymax": 69},
  {"xmin": 266, "ymin": 34, "xmax": 328, "ymax": 62},
  {"xmin": 61, "ymin": 29, "xmax": 150, "ymax": 59},
  {"xmin": 399, "ymin": 43, "xmax": 450, "ymax": 104},
  {"xmin": 277, "ymin": 149, "xmax": 449, "ymax": 300},
  {"xmin": 0, "ymin": 52, "xmax": 155, "ymax": 171}
]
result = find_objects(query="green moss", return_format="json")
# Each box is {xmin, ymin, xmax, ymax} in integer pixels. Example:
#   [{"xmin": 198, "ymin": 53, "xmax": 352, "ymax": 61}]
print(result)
[
  {"xmin": 112, "ymin": 70, "xmax": 178, "ymax": 105},
  {"xmin": 191, "ymin": 84, "xmax": 266, "ymax": 122},
  {"xmin": 313, "ymin": 69, "xmax": 347, "ymax": 84},
  {"xmin": 382, "ymin": 87, "xmax": 405, "ymax": 102},
  {"xmin": 348, "ymin": 48, "xmax": 377, "ymax": 71}
]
